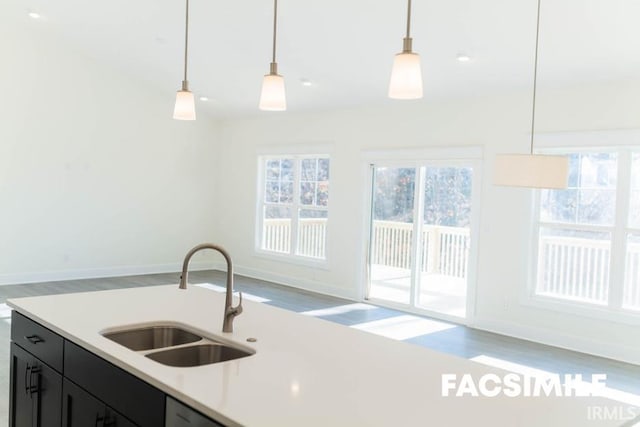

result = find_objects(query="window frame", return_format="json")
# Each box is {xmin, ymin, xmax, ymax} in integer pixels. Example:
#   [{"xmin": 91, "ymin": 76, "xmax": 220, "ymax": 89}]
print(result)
[
  {"xmin": 255, "ymin": 153, "xmax": 331, "ymax": 267},
  {"xmin": 528, "ymin": 138, "xmax": 640, "ymax": 324}
]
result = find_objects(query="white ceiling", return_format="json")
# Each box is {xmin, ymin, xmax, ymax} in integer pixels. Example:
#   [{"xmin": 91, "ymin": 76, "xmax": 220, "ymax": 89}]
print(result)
[{"xmin": 8, "ymin": 0, "xmax": 640, "ymax": 118}]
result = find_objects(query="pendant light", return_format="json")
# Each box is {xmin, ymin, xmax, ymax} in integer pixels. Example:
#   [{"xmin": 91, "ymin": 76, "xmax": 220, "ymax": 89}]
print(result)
[
  {"xmin": 493, "ymin": 0, "xmax": 568, "ymax": 189},
  {"xmin": 259, "ymin": 0, "xmax": 286, "ymax": 111},
  {"xmin": 388, "ymin": 0, "xmax": 423, "ymax": 100},
  {"xmin": 173, "ymin": 0, "xmax": 196, "ymax": 120}
]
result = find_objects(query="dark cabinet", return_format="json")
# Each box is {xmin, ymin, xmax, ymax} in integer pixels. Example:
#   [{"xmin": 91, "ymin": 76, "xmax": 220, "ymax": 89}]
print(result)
[
  {"xmin": 9, "ymin": 336, "xmax": 63, "ymax": 427},
  {"xmin": 10, "ymin": 311, "xmax": 227, "ymax": 427},
  {"xmin": 64, "ymin": 341, "xmax": 165, "ymax": 427},
  {"xmin": 166, "ymin": 397, "xmax": 225, "ymax": 427},
  {"xmin": 62, "ymin": 379, "xmax": 135, "ymax": 427}
]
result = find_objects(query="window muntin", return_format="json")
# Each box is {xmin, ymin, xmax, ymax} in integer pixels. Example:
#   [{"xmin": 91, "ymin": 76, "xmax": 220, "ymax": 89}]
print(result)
[{"xmin": 259, "ymin": 155, "xmax": 329, "ymax": 261}]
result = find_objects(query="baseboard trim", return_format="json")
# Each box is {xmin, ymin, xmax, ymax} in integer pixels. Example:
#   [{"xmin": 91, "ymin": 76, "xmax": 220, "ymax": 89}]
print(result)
[
  {"xmin": 0, "ymin": 261, "xmax": 213, "ymax": 286},
  {"xmin": 472, "ymin": 317, "xmax": 640, "ymax": 366},
  {"xmin": 233, "ymin": 265, "xmax": 358, "ymax": 301}
]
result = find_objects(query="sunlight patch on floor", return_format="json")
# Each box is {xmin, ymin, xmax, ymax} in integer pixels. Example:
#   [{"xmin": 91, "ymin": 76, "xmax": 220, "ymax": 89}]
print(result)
[
  {"xmin": 301, "ymin": 303, "xmax": 377, "ymax": 317},
  {"xmin": 195, "ymin": 283, "xmax": 270, "ymax": 303},
  {"xmin": 351, "ymin": 314, "xmax": 456, "ymax": 340},
  {"xmin": 472, "ymin": 355, "xmax": 640, "ymax": 406}
]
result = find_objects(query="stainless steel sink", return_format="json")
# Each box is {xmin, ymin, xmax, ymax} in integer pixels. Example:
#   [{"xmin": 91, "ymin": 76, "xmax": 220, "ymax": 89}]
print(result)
[
  {"xmin": 102, "ymin": 324, "xmax": 255, "ymax": 367},
  {"xmin": 145, "ymin": 344, "xmax": 252, "ymax": 367},
  {"xmin": 103, "ymin": 326, "xmax": 202, "ymax": 351}
]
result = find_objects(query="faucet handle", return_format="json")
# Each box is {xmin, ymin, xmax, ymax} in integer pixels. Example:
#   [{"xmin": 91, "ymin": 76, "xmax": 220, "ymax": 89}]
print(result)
[{"xmin": 233, "ymin": 291, "xmax": 243, "ymax": 315}]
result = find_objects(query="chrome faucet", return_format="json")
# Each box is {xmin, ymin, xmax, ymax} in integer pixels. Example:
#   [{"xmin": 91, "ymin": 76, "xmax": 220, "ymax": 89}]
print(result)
[{"xmin": 179, "ymin": 243, "xmax": 243, "ymax": 333}]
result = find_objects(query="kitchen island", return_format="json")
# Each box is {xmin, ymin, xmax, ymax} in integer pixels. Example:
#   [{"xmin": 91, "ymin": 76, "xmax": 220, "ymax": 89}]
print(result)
[{"xmin": 7, "ymin": 285, "xmax": 638, "ymax": 426}]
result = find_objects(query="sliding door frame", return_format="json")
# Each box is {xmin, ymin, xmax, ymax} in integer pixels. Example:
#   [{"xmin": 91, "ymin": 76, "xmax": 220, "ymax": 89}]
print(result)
[{"xmin": 359, "ymin": 147, "xmax": 483, "ymax": 326}]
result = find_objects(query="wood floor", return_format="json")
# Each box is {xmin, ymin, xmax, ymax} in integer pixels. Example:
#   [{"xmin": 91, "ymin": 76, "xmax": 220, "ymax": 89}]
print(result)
[{"xmin": 0, "ymin": 270, "xmax": 638, "ymax": 425}]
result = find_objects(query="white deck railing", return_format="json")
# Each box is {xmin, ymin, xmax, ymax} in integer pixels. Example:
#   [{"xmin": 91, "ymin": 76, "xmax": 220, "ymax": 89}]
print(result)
[
  {"xmin": 624, "ymin": 243, "xmax": 640, "ymax": 309},
  {"xmin": 536, "ymin": 237, "xmax": 640, "ymax": 308},
  {"xmin": 263, "ymin": 218, "xmax": 471, "ymax": 279},
  {"xmin": 263, "ymin": 218, "xmax": 640, "ymax": 309},
  {"xmin": 370, "ymin": 221, "xmax": 470, "ymax": 279},
  {"xmin": 536, "ymin": 236, "xmax": 610, "ymax": 304},
  {"xmin": 262, "ymin": 218, "xmax": 326, "ymax": 258}
]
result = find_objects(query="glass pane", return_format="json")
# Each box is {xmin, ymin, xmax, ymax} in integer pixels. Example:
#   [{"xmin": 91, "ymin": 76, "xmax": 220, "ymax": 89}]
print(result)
[
  {"xmin": 369, "ymin": 167, "xmax": 416, "ymax": 305},
  {"xmin": 301, "ymin": 159, "xmax": 317, "ymax": 181},
  {"xmin": 576, "ymin": 189, "xmax": 616, "ymax": 225},
  {"xmin": 280, "ymin": 182, "xmax": 293, "ymax": 203},
  {"xmin": 540, "ymin": 152, "xmax": 617, "ymax": 226},
  {"xmin": 372, "ymin": 168, "xmax": 415, "ymax": 222},
  {"xmin": 296, "ymin": 209, "xmax": 328, "ymax": 259},
  {"xmin": 317, "ymin": 181, "xmax": 329, "ymax": 207},
  {"xmin": 623, "ymin": 234, "xmax": 640, "ymax": 311},
  {"xmin": 536, "ymin": 227, "xmax": 611, "ymax": 305},
  {"xmin": 261, "ymin": 206, "xmax": 291, "ymax": 254},
  {"xmin": 540, "ymin": 189, "xmax": 578, "ymax": 223},
  {"xmin": 299, "ymin": 157, "xmax": 330, "ymax": 208},
  {"xmin": 631, "ymin": 191, "xmax": 640, "ymax": 229},
  {"xmin": 300, "ymin": 182, "xmax": 316, "ymax": 205},
  {"xmin": 423, "ymin": 167, "xmax": 472, "ymax": 227},
  {"xmin": 317, "ymin": 158, "xmax": 330, "ymax": 181},
  {"xmin": 281, "ymin": 159, "xmax": 294, "ymax": 181},
  {"xmin": 266, "ymin": 159, "xmax": 280, "ymax": 180},
  {"xmin": 419, "ymin": 167, "xmax": 472, "ymax": 318},
  {"xmin": 265, "ymin": 181, "xmax": 280, "ymax": 203},
  {"xmin": 264, "ymin": 158, "xmax": 294, "ymax": 205},
  {"xmin": 629, "ymin": 153, "xmax": 640, "ymax": 229}
]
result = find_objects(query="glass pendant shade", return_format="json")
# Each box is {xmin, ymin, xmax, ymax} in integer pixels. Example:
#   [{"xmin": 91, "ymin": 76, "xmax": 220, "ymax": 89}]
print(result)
[
  {"xmin": 493, "ymin": 154, "xmax": 569, "ymax": 189},
  {"xmin": 388, "ymin": 52, "xmax": 423, "ymax": 100},
  {"xmin": 259, "ymin": 74, "xmax": 287, "ymax": 111},
  {"xmin": 173, "ymin": 89, "xmax": 196, "ymax": 120}
]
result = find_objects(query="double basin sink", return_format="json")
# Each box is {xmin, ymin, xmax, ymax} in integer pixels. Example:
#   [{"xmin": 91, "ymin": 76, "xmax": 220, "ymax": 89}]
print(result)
[{"xmin": 102, "ymin": 325, "xmax": 254, "ymax": 367}]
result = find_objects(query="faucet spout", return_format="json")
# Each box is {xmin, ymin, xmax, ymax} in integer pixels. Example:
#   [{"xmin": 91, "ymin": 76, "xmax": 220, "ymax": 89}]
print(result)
[{"xmin": 179, "ymin": 243, "xmax": 243, "ymax": 333}]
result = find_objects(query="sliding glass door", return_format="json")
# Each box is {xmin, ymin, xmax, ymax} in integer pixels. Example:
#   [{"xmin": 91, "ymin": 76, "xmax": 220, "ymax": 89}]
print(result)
[{"xmin": 367, "ymin": 162, "xmax": 477, "ymax": 321}]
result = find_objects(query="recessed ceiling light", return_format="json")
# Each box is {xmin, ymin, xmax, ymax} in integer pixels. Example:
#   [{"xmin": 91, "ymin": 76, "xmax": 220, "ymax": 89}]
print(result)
[
  {"xmin": 28, "ymin": 11, "xmax": 41, "ymax": 19},
  {"xmin": 199, "ymin": 97, "xmax": 209, "ymax": 102},
  {"xmin": 456, "ymin": 54, "xmax": 471, "ymax": 62},
  {"xmin": 300, "ymin": 79, "xmax": 313, "ymax": 87}
]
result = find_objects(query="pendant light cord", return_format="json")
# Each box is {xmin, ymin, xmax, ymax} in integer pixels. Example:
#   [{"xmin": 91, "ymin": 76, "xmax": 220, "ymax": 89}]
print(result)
[
  {"xmin": 183, "ymin": 0, "xmax": 190, "ymax": 84},
  {"xmin": 406, "ymin": 0, "xmax": 412, "ymax": 39},
  {"xmin": 529, "ymin": 0, "xmax": 541, "ymax": 155},
  {"xmin": 272, "ymin": 0, "xmax": 278, "ymax": 64}
]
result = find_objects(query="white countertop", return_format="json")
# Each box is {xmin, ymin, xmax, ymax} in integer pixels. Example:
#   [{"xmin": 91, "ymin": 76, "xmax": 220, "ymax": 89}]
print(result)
[{"xmin": 7, "ymin": 285, "xmax": 638, "ymax": 427}]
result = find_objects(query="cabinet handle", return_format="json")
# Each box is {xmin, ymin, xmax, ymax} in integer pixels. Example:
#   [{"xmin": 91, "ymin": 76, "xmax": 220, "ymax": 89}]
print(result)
[
  {"xmin": 95, "ymin": 414, "xmax": 105, "ymax": 427},
  {"xmin": 24, "ymin": 365, "xmax": 31, "ymax": 395},
  {"xmin": 25, "ymin": 365, "xmax": 40, "ymax": 395},
  {"xmin": 25, "ymin": 335, "xmax": 44, "ymax": 344}
]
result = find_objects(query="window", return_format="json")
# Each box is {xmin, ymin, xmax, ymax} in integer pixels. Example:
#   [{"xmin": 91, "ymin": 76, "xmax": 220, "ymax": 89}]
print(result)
[
  {"xmin": 534, "ymin": 149, "xmax": 640, "ymax": 313},
  {"xmin": 257, "ymin": 155, "xmax": 330, "ymax": 261}
]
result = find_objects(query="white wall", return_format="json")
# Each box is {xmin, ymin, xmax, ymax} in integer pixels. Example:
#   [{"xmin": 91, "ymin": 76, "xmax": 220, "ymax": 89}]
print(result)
[
  {"xmin": 214, "ymin": 82, "xmax": 640, "ymax": 365},
  {"xmin": 3, "ymin": 8, "xmax": 639, "ymax": 366},
  {"xmin": 0, "ymin": 14, "xmax": 219, "ymax": 284}
]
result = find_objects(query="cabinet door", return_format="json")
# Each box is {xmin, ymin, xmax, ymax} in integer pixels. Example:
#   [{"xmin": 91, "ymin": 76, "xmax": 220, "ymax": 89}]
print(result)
[
  {"xmin": 64, "ymin": 340, "xmax": 164, "ymax": 426},
  {"xmin": 9, "ymin": 343, "xmax": 62, "ymax": 427},
  {"xmin": 165, "ymin": 397, "xmax": 224, "ymax": 427},
  {"xmin": 62, "ymin": 379, "xmax": 138, "ymax": 427},
  {"xmin": 105, "ymin": 407, "xmax": 137, "ymax": 427},
  {"xmin": 62, "ymin": 379, "xmax": 107, "ymax": 427}
]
